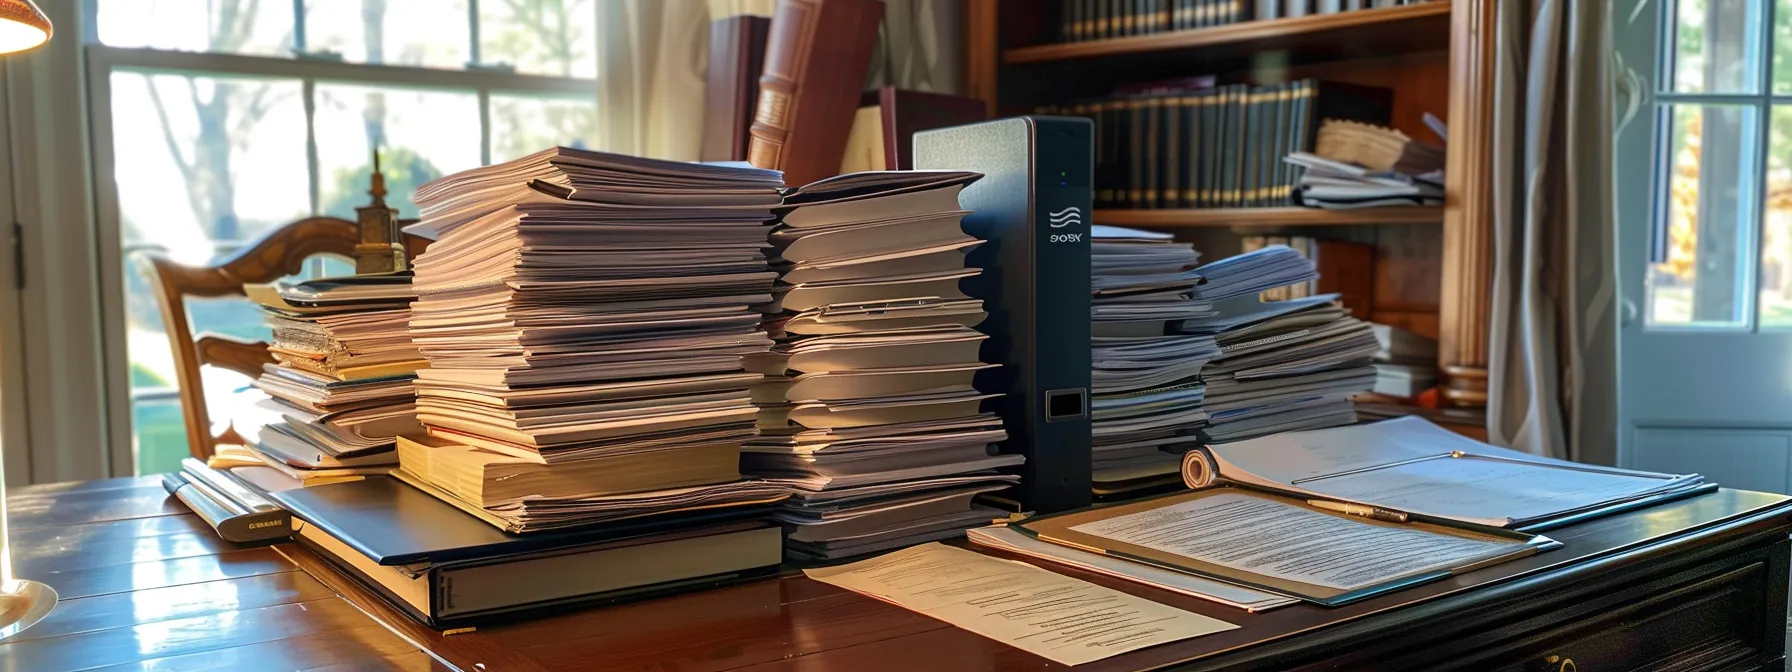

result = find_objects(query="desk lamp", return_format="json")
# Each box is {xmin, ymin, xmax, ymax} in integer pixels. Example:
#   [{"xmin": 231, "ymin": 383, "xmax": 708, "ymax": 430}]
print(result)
[{"xmin": 0, "ymin": 0, "xmax": 55, "ymax": 642}]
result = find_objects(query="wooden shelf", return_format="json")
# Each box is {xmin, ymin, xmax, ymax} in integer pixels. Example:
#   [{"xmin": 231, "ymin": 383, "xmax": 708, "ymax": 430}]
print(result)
[
  {"xmin": 1003, "ymin": 3, "xmax": 1451, "ymax": 66},
  {"xmin": 1094, "ymin": 206, "xmax": 1444, "ymax": 228}
]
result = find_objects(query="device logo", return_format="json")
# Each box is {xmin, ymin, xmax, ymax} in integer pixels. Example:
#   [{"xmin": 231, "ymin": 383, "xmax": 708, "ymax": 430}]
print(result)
[{"xmin": 1048, "ymin": 206, "xmax": 1082, "ymax": 228}]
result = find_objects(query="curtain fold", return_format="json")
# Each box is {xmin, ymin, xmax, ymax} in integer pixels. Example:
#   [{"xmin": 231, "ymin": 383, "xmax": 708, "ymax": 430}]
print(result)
[
  {"xmin": 868, "ymin": 0, "xmax": 963, "ymax": 94},
  {"xmin": 1486, "ymin": 0, "xmax": 1618, "ymax": 463},
  {"xmin": 594, "ymin": 0, "xmax": 712, "ymax": 161}
]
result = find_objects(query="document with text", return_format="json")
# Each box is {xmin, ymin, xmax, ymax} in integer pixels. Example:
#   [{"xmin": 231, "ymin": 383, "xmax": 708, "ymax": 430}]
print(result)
[
  {"xmin": 1069, "ymin": 492, "xmax": 1525, "ymax": 591},
  {"xmin": 805, "ymin": 542, "xmax": 1237, "ymax": 665}
]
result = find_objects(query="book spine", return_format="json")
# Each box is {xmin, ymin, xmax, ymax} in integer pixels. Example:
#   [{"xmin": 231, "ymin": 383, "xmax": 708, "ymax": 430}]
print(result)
[
  {"xmin": 1181, "ymin": 95, "xmax": 1199, "ymax": 208},
  {"xmin": 1144, "ymin": 96, "xmax": 1162, "ymax": 208},
  {"xmin": 1256, "ymin": 0, "xmax": 1280, "ymax": 20},
  {"xmin": 1162, "ymin": 95, "xmax": 1182, "ymax": 209},
  {"xmin": 1157, "ymin": 0, "xmax": 1172, "ymax": 32},
  {"xmin": 1128, "ymin": 98, "xmax": 1145, "ymax": 208},
  {"xmin": 1199, "ymin": 90, "xmax": 1218, "ymax": 207},
  {"xmin": 747, "ymin": 0, "xmax": 884, "ymax": 186}
]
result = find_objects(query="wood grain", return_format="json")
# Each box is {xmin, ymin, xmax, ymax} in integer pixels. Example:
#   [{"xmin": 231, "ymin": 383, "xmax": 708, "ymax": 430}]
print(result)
[
  {"xmin": 11, "ymin": 571, "xmax": 334, "ymax": 644},
  {"xmin": 1094, "ymin": 207, "xmax": 1442, "ymax": 229},
  {"xmin": 0, "ymin": 598, "xmax": 374, "ymax": 671},
  {"xmin": 1439, "ymin": 0, "xmax": 1498, "ymax": 407},
  {"xmin": 27, "ymin": 546, "xmax": 296, "ymax": 600},
  {"xmin": 1003, "ymin": 3, "xmax": 1451, "ymax": 66}
]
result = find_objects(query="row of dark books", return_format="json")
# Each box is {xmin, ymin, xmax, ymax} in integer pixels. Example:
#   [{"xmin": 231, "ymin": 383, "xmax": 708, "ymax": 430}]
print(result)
[
  {"xmin": 1060, "ymin": 0, "xmax": 1246, "ymax": 41},
  {"xmin": 1056, "ymin": 0, "xmax": 1434, "ymax": 43},
  {"xmin": 1038, "ymin": 79, "xmax": 1392, "ymax": 209}
]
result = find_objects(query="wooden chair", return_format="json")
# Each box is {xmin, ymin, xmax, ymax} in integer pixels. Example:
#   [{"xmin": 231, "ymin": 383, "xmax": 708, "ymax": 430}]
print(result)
[{"xmin": 144, "ymin": 170, "xmax": 426, "ymax": 460}]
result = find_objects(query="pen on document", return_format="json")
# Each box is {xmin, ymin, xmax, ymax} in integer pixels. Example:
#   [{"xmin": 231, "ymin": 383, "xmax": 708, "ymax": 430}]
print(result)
[{"xmin": 1307, "ymin": 499, "xmax": 1410, "ymax": 523}]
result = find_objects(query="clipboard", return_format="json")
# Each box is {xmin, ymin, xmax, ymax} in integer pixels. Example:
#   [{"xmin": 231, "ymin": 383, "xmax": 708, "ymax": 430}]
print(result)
[{"xmin": 1010, "ymin": 486, "xmax": 1560, "ymax": 607}]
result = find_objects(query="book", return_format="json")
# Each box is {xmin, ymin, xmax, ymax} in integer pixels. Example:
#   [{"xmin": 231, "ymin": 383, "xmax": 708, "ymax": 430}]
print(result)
[
  {"xmin": 277, "ymin": 477, "xmax": 782, "ymax": 627},
  {"xmin": 838, "ymin": 87, "xmax": 988, "ymax": 173},
  {"xmin": 397, "ymin": 435, "xmax": 743, "ymax": 507},
  {"xmin": 700, "ymin": 14, "xmax": 772, "ymax": 162},
  {"xmin": 746, "ymin": 0, "xmax": 885, "ymax": 186},
  {"xmin": 1313, "ymin": 118, "xmax": 1446, "ymax": 174},
  {"xmin": 1182, "ymin": 417, "xmax": 1713, "ymax": 529}
]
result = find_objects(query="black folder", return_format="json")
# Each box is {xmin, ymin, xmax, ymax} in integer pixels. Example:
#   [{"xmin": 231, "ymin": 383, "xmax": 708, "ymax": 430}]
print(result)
[{"xmin": 272, "ymin": 475, "xmax": 770, "ymax": 565}]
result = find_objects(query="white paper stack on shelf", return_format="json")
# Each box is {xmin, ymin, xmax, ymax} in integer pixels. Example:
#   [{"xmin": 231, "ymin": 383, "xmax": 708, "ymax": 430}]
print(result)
[
  {"xmin": 1088, "ymin": 225, "xmax": 1220, "ymax": 497},
  {"xmin": 1178, "ymin": 245, "xmax": 1375, "ymax": 444},
  {"xmin": 243, "ymin": 274, "xmax": 427, "ymax": 485},
  {"xmin": 1286, "ymin": 152, "xmax": 1443, "ymax": 210},
  {"xmin": 1370, "ymin": 323, "xmax": 1439, "ymax": 398},
  {"xmin": 390, "ymin": 147, "xmax": 792, "ymax": 532},
  {"xmin": 743, "ymin": 170, "xmax": 1022, "ymax": 561}
]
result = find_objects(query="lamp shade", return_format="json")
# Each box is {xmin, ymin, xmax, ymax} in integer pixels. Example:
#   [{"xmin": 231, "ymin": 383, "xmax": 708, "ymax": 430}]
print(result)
[{"xmin": 0, "ymin": 0, "xmax": 48, "ymax": 55}]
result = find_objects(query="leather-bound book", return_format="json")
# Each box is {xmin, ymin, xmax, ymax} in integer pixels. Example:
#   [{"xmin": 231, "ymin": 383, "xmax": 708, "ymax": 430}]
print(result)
[
  {"xmin": 840, "ymin": 87, "xmax": 989, "ymax": 172},
  {"xmin": 747, "ymin": 0, "xmax": 883, "ymax": 186},
  {"xmin": 701, "ymin": 15, "xmax": 771, "ymax": 162}
]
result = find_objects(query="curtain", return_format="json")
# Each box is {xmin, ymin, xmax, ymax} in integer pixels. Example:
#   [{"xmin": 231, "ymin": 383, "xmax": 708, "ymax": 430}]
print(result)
[
  {"xmin": 594, "ymin": 0, "xmax": 712, "ymax": 160},
  {"xmin": 867, "ymin": 0, "xmax": 963, "ymax": 94},
  {"xmin": 1485, "ymin": 0, "xmax": 1618, "ymax": 463}
]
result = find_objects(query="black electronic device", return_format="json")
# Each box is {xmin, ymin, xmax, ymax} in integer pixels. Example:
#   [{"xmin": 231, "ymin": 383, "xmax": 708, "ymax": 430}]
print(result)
[{"xmin": 913, "ymin": 116, "xmax": 1094, "ymax": 514}]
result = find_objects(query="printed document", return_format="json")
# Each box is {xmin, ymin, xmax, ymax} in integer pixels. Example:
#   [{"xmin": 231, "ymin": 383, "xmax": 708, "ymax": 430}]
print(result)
[
  {"xmin": 1069, "ymin": 492, "xmax": 1522, "ymax": 591},
  {"xmin": 805, "ymin": 542, "xmax": 1236, "ymax": 665}
]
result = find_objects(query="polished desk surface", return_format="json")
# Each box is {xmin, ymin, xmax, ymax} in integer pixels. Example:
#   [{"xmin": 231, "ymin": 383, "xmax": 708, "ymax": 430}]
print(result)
[{"xmin": 3, "ymin": 476, "xmax": 1789, "ymax": 672}]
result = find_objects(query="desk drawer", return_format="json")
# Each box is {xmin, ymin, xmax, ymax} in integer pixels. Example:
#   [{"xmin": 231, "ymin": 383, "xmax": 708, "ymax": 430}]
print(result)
[{"xmin": 1455, "ymin": 561, "xmax": 1776, "ymax": 672}]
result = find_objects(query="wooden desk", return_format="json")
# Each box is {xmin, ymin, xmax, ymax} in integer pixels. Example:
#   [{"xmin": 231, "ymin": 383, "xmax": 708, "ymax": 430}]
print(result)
[{"xmin": 3, "ymin": 477, "xmax": 1788, "ymax": 671}]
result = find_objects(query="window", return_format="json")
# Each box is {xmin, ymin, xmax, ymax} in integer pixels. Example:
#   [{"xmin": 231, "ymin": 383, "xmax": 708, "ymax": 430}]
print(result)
[
  {"xmin": 1644, "ymin": 0, "xmax": 1792, "ymax": 329},
  {"xmin": 87, "ymin": 0, "xmax": 598, "ymax": 474}
]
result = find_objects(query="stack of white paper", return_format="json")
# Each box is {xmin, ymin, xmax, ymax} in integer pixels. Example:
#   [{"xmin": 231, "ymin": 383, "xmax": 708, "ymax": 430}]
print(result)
[
  {"xmin": 392, "ymin": 147, "xmax": 793, "ymax": 531},
  {"xmin": 745, "ymin": 171, "xmax": 1023, "ymax": 561},
  {"xmin": 1089, "ymin": 225, "xmax": 1219, "ymax": 493},
  {"xmin": 1370, "ymin": 322, "xmax": 1439, "ymax": 398},
  {"xmin": 1182, "ymin": 292, "xmax": 1377, "ymax": 443},
  {"xmin": 1286, "ymin": 152, "xmax": 1444, "ymax": 209},
  {"xmin": 242, "ymin": 274, "xmax": 427, "ymax": 483}
]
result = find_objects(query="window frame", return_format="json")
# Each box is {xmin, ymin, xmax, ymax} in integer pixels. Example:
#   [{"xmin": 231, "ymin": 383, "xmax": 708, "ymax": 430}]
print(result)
[{"xmin": 80, "ymin": 1, "xmax": 598, "ymax": 475}]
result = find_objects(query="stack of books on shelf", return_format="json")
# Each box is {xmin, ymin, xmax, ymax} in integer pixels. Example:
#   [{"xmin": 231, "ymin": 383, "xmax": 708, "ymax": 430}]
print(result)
[
  {"xmin": 388, "ymin": 147, "xmax": 790, "ymax": 534},
  {"xmin": 241, "ymin": 274, "xmax": 426, "ymax": 486},
  {"xmin": 1060, "ymin": 0, "xmax": 1247, "ymax": 41},
  {"xmin": 1038, "ymin": 79, "xmax": 1392, "ymax": 210},
  {"xmin": 743, "ymin": 170, "xmax": 1022, "ymax": 562},
  {"xmin": 1369, "ymin": 322, "xmax": 1438, "ymax": 398},
  {"xmin": 1088, "ymin": 225, "xmax": 1218, "ymax": 496}
]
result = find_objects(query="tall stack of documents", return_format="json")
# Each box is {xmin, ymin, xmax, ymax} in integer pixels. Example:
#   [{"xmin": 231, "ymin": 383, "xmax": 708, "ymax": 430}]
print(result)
[
  {"xmin": 1088, "ymin": 225, "xmax": 1218, "ymax": 494},
  {"xmin": 1179, "ymin": 246, "xmax": 1377, "ymax": 442},
  {"xmin": 243, "ymin": 274, "xmax": 427, "ymax": 485},
  {"xmin": 390, "ymin": 147, "xmax": 789, "ymax": 533},
  {"xmin": 744, "ymin": 171, "xmax": 1022, "ymax": 561}
]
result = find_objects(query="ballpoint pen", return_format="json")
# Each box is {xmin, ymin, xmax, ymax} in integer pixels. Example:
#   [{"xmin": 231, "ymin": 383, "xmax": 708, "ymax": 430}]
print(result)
[{"xmin": 1307, "ymin": 499, "xmax": 1410, "ymax": 523}]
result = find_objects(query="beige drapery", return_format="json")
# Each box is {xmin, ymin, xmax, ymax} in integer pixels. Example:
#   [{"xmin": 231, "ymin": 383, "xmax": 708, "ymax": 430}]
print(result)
[
  {"xmin": 1485, "ymin": 0, "xmax": 1618, "ymax": 463},
  {"xmin": 593, "ymin": 0, "xmax": 963, "ymax": 162}
]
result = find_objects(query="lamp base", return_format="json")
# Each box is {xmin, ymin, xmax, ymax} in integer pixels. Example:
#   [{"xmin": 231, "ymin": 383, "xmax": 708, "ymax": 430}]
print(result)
[{"xmin": 0, "ymin": 580, "xmax": 55, "ymax": 641}]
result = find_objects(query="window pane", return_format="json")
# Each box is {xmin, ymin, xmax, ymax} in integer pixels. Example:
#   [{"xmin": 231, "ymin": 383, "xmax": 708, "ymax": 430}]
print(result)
[
  {"xmin": 315, "ymin": 83, "xmax": 481, "ymax": 220},
  {"xmin": 1775, "ymin": 0, "xmax": 1792, "ymax": 92},
  {"xmin": 1761, "ymin": 106, "xmax": 1792, "ymax": 325},
  {"xmin": 490, "ymin": 92, "xmax": 597, "ymax": 162},
  {"xmin": 1673, "ymin": 0, "xmax": 1764, "ymax": 93},
  {"xmin": 479, "ymin": 0, "xmax": 597, "ymax": 77},
  {"xmin": 1649, "ymin": 104, "xmax": 1759, "ymax": 327},
  {"xmin": 108, "ymin": 70, "xmax": 309, "ymax": 472},
  {"xmin": 97, "ymin": 0, "xmax": 295, "ymax": 56},
  {"xmin": 304, "ymin": 0, "xmax": 470, "ymax": 69}
]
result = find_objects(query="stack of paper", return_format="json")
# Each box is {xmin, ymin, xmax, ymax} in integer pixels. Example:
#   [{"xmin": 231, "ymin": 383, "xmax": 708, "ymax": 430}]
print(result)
[
  {"xmin": 1089, "ymin": 225, "xmax": 1219, "ymax": 494},
  {"xmin": 744, "ymin": 171, "xmax": 1022, "ymax": 561},
  {"xmin": 1370, "ymin": 322, "xmax": 1439, "ymax": 398},
  {"xmin": 1182, "ymin": 295, "xmax": 1378, "ymax": 444},
  {"xmin": 390, "ymin": 147, "xmax": 791, "ymax": 533},
  {"xmin": 1286, "ymin": 152, "xmax": 1443, "ymax": 210},
  {"xmin": 244, "ymin": 274, "xmax": 426, "ymax": 485}
]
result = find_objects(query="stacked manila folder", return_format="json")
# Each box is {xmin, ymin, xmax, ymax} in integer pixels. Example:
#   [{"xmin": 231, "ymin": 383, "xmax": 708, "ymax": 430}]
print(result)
[
  {"xmin": 744, "ymin": 171, "xmax": 1023, "ymax": 561},
  {"xmin": 241, "ymin": 273, "xmax": 426, "ymax": 486},
  {"xmin": 386, "ymin": 147, "xmax": 791, "ymax": 534}
]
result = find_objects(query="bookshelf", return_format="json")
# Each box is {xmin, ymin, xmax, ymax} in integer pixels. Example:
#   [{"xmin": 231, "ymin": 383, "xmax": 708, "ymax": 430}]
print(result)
[
  {"xmin": 965, "ymin": 0, "xmax": 1498, "ymax": 409},
  {"xmin": 1003, "ymin": 3, "xmax": 1451, "ymax": 66},
  {"xmin": 1096, "ymin": 206, "xmax": 1443, "ymax": 228}
]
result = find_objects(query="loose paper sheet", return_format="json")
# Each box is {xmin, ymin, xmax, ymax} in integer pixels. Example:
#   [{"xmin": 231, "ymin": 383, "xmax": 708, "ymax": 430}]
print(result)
[
  {"xmin": 805, "ymin": 542, "xmax": 1236, "ymax": 665},
  {"xmin": 1069, "ymin": 492, "xmax": 1521, "ymax": 591}
]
